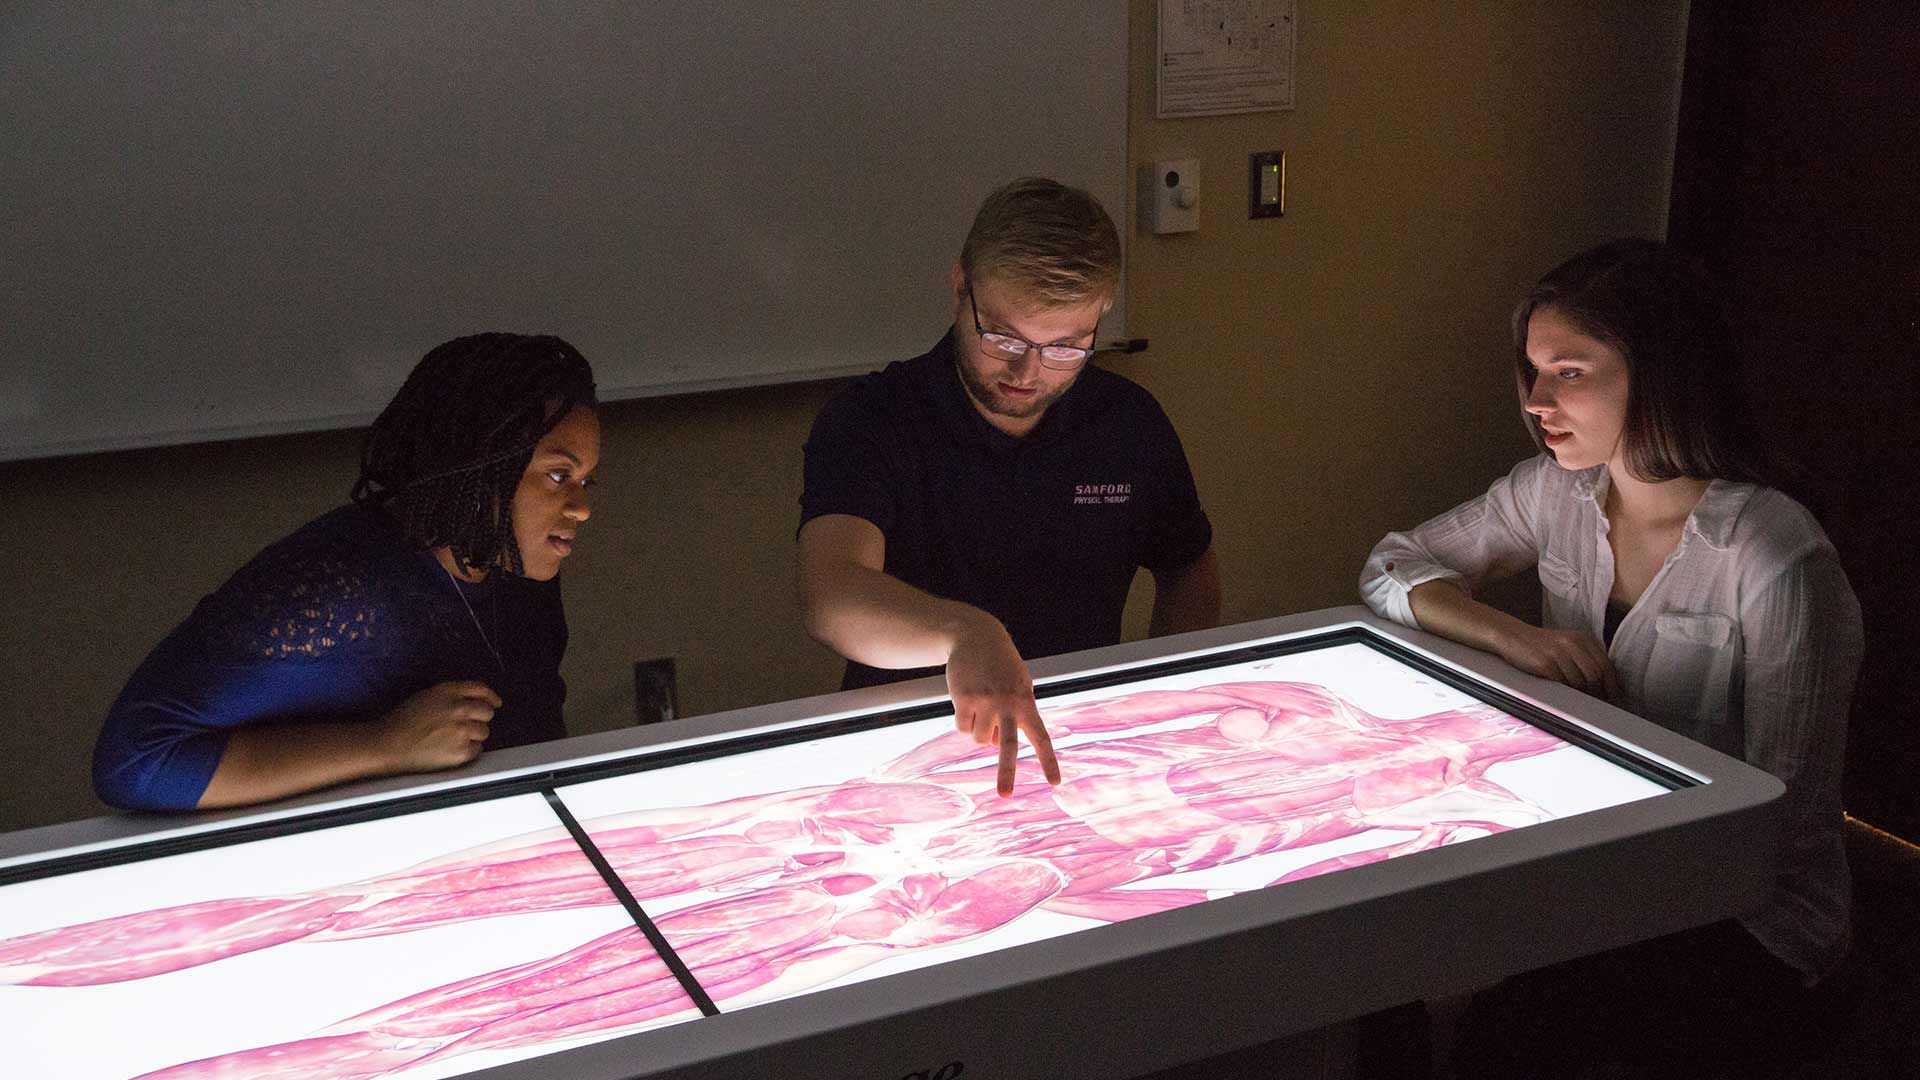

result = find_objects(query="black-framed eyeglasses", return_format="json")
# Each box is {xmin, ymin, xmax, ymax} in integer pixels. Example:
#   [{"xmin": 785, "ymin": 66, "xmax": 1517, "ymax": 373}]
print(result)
[{"xmin": 968, "ymin": 285, "xmax": 1098, "ymax": 371}]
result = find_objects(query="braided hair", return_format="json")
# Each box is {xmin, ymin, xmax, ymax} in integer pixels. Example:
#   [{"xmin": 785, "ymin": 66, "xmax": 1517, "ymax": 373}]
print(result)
[{"xmin": 352, "ymin": 333, "xmax": 597, "ymax": 576}]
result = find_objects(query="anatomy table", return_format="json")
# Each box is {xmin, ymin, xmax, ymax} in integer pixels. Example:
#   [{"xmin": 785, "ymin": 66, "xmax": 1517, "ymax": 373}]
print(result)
[{"xmin": 0, "ymin": 608, "xmax": 1782, "ymax": 1080}]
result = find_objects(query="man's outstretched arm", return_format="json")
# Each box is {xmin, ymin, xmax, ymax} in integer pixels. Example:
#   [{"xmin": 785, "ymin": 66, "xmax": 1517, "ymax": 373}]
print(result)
[{"xmin": 798, "ymin": 514, "xmax": 1060, "ymax": 794}]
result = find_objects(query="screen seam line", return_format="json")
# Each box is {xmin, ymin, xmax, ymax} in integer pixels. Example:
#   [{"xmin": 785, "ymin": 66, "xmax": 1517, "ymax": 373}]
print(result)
[{"xmin": 542, "ymin": 789, "xmax": 722, "ymax": 1017}]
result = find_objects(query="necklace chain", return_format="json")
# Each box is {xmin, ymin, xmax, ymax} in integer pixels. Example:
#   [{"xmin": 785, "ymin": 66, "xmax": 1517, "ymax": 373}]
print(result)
[{"xmin": 439, "ymin": 560, "xmax": 504, "ymax": 672}]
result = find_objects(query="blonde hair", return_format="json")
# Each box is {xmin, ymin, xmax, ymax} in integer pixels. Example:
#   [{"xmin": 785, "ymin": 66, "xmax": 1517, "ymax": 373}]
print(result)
[{"xmin": 960, "ymin": 177, "xmax": 1121, "ymax": 310}]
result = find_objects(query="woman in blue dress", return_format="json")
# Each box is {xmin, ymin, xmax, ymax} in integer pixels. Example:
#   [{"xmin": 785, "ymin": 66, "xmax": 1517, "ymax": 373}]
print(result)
[{"xmin": 94, "ymin": 332, "xmax": 600, "ymax": 811}]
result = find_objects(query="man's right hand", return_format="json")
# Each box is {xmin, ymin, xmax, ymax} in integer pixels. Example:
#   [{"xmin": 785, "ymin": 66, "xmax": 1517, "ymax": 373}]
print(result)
[
  {"xmin": 1495, "ymin": 624, "xmax": 1621, "ymax": 701},
  {"xmin": 378, "ymin": 680, "xmax": 500, "ymax": 772},
  {"xmin": 945, "ymin": 618, "xmax": 1062, "ymax": 797},
  {"xmin": 798, "ymin": 514, "xmax": 1064, "ymax": 795}
]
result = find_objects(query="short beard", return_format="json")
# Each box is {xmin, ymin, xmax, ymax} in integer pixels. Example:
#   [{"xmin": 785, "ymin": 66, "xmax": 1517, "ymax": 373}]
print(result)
[{"xmin": 954, "ymin": 356, "xmax": 1074, "ymax": 421}]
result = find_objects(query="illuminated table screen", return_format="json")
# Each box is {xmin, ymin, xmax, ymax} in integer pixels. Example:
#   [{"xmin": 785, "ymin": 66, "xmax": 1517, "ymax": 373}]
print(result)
[
  {"xmin": 0, "ymin": 625, "xmax": 1729, "ymax": 1080},
  {"xmin": 0, "ymin": 795, "xmax": 687, "ymax": 1079},
  {"xmin": 557, "ymin": 640, "xmax": 1670, "ymax": 1015}
]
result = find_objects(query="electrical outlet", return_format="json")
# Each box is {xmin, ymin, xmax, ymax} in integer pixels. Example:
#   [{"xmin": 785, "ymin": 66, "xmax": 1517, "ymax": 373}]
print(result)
[{"xmin": 633, "ymin": 657, "xmax": 679, "ymax": 726}]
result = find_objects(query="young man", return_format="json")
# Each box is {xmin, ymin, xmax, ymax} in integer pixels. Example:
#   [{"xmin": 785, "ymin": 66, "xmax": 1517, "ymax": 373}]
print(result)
[{"xmin": 798, "ymin": 177, "xmax": 1220, "ymax": 796}]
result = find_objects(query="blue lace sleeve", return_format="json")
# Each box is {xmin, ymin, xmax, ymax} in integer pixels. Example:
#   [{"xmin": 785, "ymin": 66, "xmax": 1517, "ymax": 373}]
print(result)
[{"xmin": 92, "ymin": 508, "xmax": 412, "ymax": 811}]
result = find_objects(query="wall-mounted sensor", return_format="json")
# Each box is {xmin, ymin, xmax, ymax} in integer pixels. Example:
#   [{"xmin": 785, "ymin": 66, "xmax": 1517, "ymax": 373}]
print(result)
[
  {"xmin": 1139, "ymin": 158, "xmax": 1199, "ymax": 234},
  {"xmin": 1249, "ymin": 150, "xmax": 1285, "ymax": 219}
]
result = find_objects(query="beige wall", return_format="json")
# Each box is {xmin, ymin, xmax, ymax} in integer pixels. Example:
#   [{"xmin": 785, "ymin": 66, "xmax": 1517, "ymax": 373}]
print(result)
[{"xmin": 0, "ymin": 2, "xmax": 1685, "ymax": 833}]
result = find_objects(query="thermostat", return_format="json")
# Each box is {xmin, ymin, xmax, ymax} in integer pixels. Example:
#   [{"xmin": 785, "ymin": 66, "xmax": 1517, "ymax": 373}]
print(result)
[{"xmin": 1139, "ymin": 158, "xmax": 1199, "ymax": 234}]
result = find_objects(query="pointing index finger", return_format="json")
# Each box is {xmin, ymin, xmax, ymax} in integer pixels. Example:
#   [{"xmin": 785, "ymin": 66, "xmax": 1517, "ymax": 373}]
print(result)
[{"xmin": 1022, "ymin": 701, "xmax": 1061, "ymax": 786}]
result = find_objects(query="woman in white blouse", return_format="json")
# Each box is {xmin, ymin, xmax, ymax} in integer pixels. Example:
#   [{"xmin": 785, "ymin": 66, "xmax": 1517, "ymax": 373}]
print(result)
[{"xmin": 1361, "ymin": 239, "xmax": 1861, "ymax": 1073}]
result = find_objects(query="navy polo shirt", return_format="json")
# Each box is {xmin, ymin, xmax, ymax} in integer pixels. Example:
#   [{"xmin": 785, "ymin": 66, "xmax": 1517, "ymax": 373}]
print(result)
[{"xmin": 800, "ymin": 332, "xmax": 1212, "ymax": 690}]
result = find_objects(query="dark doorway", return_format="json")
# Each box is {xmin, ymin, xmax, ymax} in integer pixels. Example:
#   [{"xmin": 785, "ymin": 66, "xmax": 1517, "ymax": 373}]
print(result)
[{"xmin": 1669, "ymin": 2, "xmax": 1920, "ymax": 838}]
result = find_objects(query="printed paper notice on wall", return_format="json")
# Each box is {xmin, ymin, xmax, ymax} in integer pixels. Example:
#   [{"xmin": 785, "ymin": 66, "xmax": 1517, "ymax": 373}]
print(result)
[{"xmin": 1157, "ymin": 0, "xmax": 1297, "ymax": 118}]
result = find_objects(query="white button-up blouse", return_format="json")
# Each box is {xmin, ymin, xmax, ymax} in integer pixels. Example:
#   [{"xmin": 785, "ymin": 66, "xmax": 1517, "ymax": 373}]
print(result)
[{"xmin": 1360, "ymin": 453, "xmax": 1863, "ymax": 983}]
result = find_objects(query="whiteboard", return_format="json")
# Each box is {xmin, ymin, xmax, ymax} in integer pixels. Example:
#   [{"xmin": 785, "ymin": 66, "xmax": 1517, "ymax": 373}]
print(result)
[{"xmin": 0, "ymin": 4, "xmax": 1128, "ymax": 461}]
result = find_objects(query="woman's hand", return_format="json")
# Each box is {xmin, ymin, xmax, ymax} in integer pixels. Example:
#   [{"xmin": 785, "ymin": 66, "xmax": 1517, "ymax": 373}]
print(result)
[
  {"xmin": 197, "ymin": 681, "xmax": 501, "ymax": 810},
  {"xmin": 377, "ymin": 680, "xmax": 500, "ymax": 772},
  {"xmin": 1495, "ymin": 624, "xmax": 1622, "ymax": 701},
  {"xmin": 1406, "ymin": 579, "xmax": 1621, "ymax": 701}
]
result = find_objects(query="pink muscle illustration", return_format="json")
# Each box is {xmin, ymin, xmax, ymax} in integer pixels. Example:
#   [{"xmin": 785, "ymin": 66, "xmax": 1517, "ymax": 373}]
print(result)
[{"xmin": 0, "ymin": 679, "xmax": 1567, "ymax": 1079}]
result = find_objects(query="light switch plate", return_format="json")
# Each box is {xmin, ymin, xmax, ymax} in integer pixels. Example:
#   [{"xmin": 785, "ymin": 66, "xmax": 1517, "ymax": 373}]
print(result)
[{"xmin": 1249, "ymin": 150, "xmax": 1285, "ymax": 218}]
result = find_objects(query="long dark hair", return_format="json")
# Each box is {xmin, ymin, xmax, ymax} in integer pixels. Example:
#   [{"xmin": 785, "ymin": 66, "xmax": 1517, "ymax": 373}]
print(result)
[
  {"xmin": 1513, "ymin": 239, "xmax": 1775, "ymax": 486},
  {"xmin": 352, "ymin": 333, "xmax": 596, "ymax": 575}
]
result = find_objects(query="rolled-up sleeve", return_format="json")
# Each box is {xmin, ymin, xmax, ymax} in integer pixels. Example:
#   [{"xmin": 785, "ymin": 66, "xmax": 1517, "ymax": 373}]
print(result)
[
  {"xmin": 93, "ymin": 609, "xmax": 388, "ymax": 812},
  {"xmin": 93, "ymin": 677, "xmax": 230, "ymax": 812},
  {"xmin": 92, "ymin": 639, "xmax": 342, "ymax": 812},
  {"xmin": 1360, "ymin": 457, "xmax": 1548, "ymax": 627}
]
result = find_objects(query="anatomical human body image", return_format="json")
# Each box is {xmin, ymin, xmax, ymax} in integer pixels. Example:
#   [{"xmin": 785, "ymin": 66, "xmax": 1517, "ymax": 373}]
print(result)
[{"xmin": 0, "ymin": 643, "xmax": 1665, "ymax": 1079}]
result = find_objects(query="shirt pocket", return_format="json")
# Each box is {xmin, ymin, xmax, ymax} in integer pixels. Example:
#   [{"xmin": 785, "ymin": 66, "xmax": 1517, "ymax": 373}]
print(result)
[
  {"xmin": 1536, "ymin": 555, "xmax": 1582, "ymax": 598},
  {"xmin": 1642, "ymin": 612, "xmax": 1740, "ymax": 751}
]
